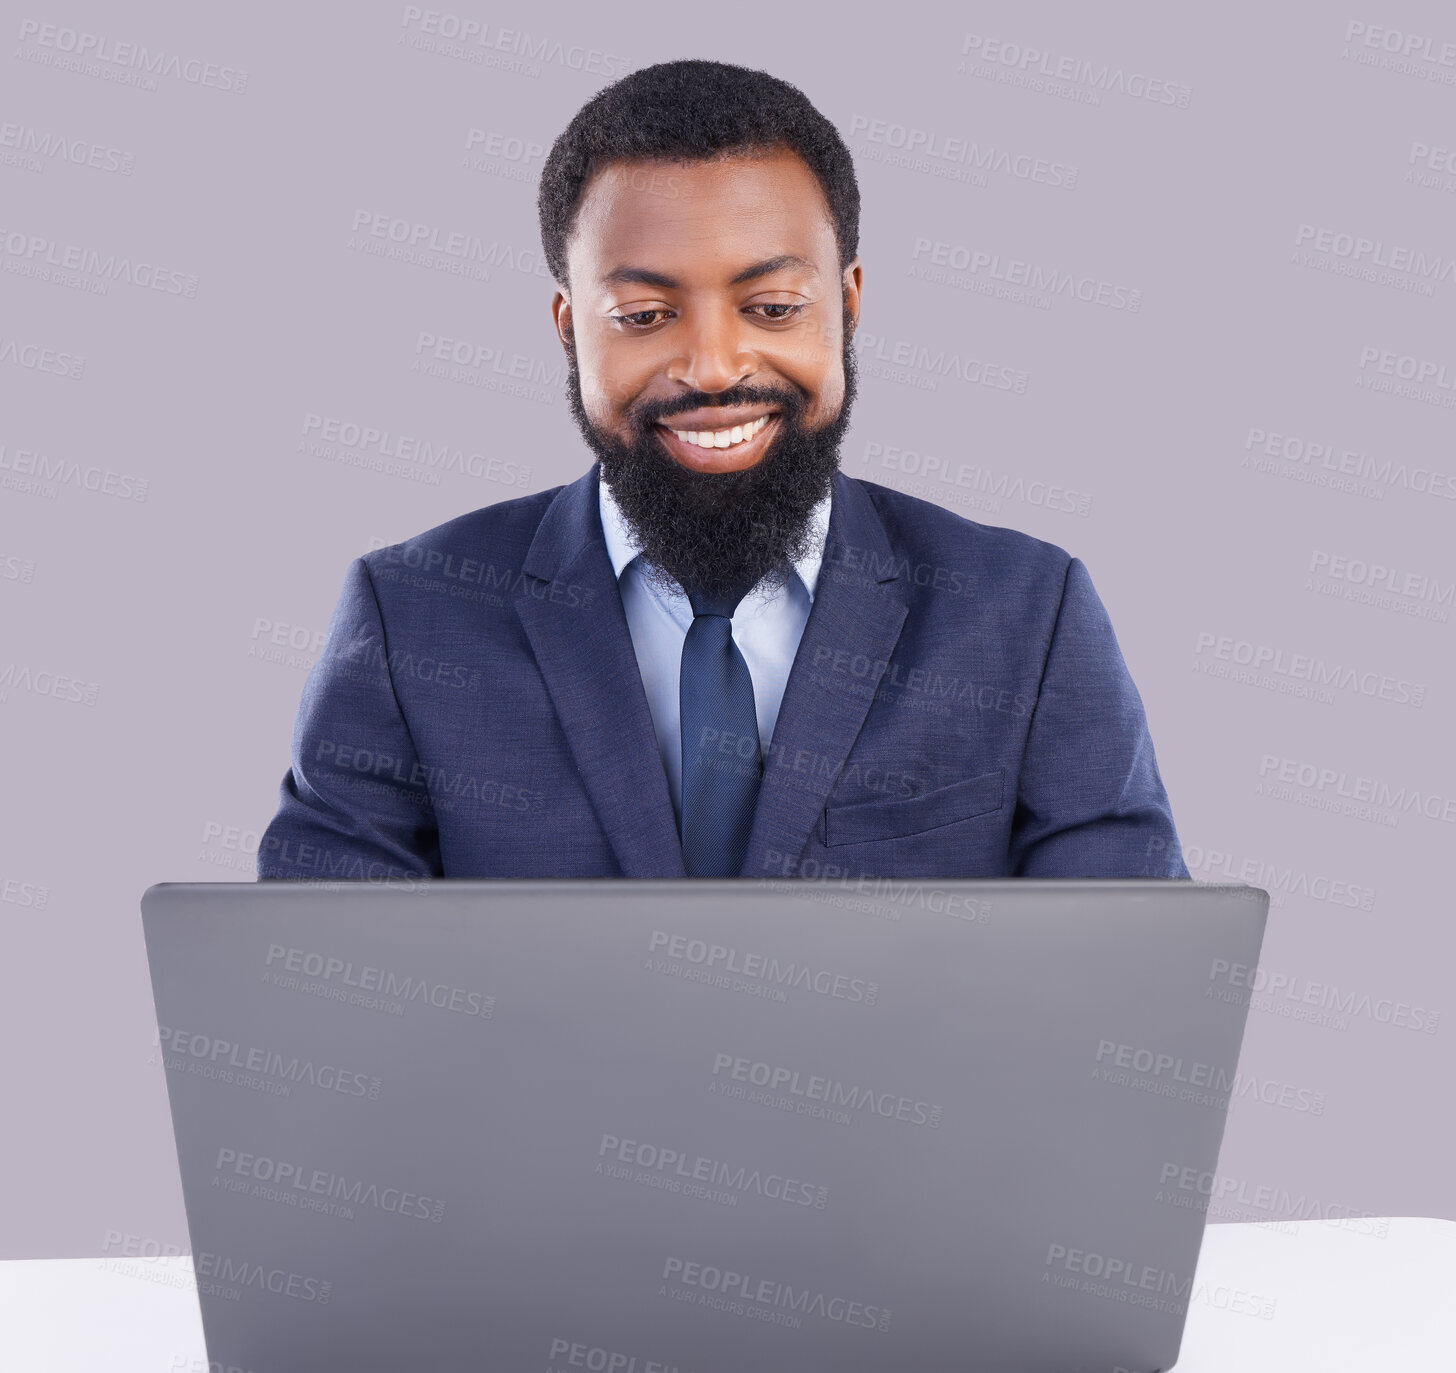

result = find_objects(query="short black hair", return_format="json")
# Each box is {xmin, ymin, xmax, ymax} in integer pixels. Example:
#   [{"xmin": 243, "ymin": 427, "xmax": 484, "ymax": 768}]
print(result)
[{"xmin": 537, "ymin": 58, "xmax": 860, "ymax": 292}]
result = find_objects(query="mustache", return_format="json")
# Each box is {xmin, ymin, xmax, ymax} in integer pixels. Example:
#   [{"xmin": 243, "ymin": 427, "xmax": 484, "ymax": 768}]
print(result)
[{"xmin": 635, "ymin": 387, "xmax": 805, "ymax": 432}]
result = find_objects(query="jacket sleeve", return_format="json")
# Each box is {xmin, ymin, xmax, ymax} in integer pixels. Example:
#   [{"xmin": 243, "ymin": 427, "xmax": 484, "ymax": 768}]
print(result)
[
  {"xmin": 256, "ymin": 557, "xmax": 443, "ymax": 881},
  {"xmin": 1006, "ymin": 556, "xmax": 1191, "ymax": 879}
]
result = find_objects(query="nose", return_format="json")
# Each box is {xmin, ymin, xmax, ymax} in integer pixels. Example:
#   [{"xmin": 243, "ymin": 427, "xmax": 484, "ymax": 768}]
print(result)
[{"xmin": 666, "ymin": 301, "xmax": 757, "ymax": 394}]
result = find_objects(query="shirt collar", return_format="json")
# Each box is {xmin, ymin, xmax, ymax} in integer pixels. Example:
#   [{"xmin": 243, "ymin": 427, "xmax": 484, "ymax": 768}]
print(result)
[{"xmin": 598, "ymin": 467, "xmax": 833, "ymax": 602}]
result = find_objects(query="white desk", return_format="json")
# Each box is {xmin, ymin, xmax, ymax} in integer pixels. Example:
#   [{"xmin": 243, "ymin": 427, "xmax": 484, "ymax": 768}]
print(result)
[
  {"xmin": 1176, "ymin": 1216, "xmax": 1451, "ymax": 1369},
  {"xmin": 2, "ymin": 1219, "xmax": 1451, "ymax": 1369}
]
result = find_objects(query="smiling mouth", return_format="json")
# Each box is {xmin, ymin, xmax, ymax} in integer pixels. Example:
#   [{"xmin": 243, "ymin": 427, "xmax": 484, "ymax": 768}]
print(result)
[
  {"xmin": 656, "ymin": 412, "xmax": 777, "ymax": 451},
  {"xmin": 653, "ymin": 412, "xmax": 782, "ymax": 470}
]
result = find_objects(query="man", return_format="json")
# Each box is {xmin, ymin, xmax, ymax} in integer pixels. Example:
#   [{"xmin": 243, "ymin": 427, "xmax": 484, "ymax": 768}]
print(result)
[{"xmin": 257, "ymin": 58, "xmax": 1190, "ymax": 883}]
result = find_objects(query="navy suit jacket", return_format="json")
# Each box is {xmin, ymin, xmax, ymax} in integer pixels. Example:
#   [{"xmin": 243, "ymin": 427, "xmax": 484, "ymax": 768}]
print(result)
[{"xmin": 257, "ymin": 463, "xmax": 1190, "ymax": 882}]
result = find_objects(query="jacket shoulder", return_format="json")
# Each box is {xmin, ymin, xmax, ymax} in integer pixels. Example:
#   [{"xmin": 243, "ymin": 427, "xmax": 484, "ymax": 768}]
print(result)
[
  {"xmin": 849, "ymin": 475, "xmax": 1075, "ymax": 583},
  {"xmin": 358, "ymin": 484, "xmax": 563, "ymax": 575}
]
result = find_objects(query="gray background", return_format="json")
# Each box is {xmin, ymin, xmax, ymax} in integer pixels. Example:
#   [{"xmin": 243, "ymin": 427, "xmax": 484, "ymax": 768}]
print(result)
[{"xmin": 2, "ymin": 0, "xmax": 1451, "ymax": 1257}]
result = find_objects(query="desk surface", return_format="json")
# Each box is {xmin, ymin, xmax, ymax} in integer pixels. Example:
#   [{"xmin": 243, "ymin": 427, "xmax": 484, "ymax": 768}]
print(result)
[{"xmin": 3, "ymin": 1218, "xmax": 1451, "ymax": 1370}]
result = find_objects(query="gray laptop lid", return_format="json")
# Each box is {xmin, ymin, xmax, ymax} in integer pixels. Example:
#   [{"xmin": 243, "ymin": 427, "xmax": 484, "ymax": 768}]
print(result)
[{"xmin": 141, "ymin": 877, "xmax": 1267, "ymax": 1373}]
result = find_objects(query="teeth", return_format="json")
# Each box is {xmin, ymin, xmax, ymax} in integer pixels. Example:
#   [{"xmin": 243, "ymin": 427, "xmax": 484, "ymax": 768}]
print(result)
[{"xmin": 668, "ymin": 414, "xmax": 771, "ymax": 450}]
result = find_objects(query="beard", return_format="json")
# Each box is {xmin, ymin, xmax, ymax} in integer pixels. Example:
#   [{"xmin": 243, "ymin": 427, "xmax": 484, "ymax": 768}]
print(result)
[{"xmin": 563, "ymin": 300, "xmax": 858, "ymax": 604}]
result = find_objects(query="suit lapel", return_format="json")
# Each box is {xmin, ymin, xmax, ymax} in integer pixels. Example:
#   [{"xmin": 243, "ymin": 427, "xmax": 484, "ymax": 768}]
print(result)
[
  {"xmin": 739, "ymin": 471, "xmax": 910, "ymax": 877},
  {"xmin": 515, "ymin": 465, "xmax": 686, "ymax": 877}
]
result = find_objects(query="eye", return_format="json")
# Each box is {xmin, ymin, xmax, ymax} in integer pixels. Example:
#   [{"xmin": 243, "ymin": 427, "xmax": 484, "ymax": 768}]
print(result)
[
  {"xmin": 608, "ymin": 302, "xmax": 808, "ymax": 331},
  {"xmin": 748, "ymin": 303, "xmax": 805, "ymax": 323},
  {"xmin": 610, "ymin": 309, "xmax": 670, "ymax": 330}
]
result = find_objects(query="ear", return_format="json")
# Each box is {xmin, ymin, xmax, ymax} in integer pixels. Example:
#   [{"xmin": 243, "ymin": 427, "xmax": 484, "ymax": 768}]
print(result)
[
  {"xmin": 842, "ymin": 257, "xmax": 863, "ymax": 334},
  {"xmin": 550, "ymin": 289, "xmax": 575, "ymax": 355}
]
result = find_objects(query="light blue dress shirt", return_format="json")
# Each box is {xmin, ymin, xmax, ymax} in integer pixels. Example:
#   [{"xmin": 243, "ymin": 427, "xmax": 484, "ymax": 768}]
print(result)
[{"xmin": 598, "ymin": 472, "xmax": 833, "ymax": 831}]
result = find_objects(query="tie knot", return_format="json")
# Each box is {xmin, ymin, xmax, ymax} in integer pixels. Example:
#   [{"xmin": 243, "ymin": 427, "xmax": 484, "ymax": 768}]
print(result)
[{"xmin": 686, "ymin": 575, "xmax": 758, "ymax": 620}]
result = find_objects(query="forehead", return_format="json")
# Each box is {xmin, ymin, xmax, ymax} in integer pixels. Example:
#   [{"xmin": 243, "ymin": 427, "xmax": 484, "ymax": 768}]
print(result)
[{"xmin": 568, "ymin": 146, "xmax": 836, "ymax": 289}]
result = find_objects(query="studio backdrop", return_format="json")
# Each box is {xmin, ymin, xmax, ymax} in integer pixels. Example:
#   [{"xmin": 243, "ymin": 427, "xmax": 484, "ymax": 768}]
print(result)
[{"xmin": 2, "ymin": 0, "xmax": 1452, "ymax": 1256}]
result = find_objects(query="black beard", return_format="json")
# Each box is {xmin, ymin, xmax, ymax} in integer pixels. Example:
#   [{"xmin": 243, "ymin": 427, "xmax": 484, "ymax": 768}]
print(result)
[{"xmin": 563, "ymin": 302, "xmax": 858, "ymax": 604}]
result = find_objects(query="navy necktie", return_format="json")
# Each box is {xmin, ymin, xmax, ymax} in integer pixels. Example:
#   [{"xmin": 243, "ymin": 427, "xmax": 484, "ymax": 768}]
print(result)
[{"xmin": 679, "ymin": 576, "xmax": 763, "ymax": 876}]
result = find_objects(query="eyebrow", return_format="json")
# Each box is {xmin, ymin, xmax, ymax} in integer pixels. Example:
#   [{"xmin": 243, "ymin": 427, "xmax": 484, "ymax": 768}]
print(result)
[{"xmin": 599, "ymin": 253, "xmax": 820, "ymax": 290}]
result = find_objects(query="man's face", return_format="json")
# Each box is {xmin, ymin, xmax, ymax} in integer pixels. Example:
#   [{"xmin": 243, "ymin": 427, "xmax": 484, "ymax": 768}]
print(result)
[{"xmin": 551, "ymin": 146, "xmax": 862, "ymax": 602}]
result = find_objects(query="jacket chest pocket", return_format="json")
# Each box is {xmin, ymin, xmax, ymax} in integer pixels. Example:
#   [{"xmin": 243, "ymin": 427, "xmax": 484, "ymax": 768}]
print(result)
[{"xmin": 822, "ymin": 769, "xmax": 1005, "ymax": 847}]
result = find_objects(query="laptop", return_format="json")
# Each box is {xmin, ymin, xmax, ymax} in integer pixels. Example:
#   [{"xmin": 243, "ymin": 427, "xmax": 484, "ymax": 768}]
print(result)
[{"xmin": 140, "ymin": 876, "xmax": 1268, "ymax": 1372}]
